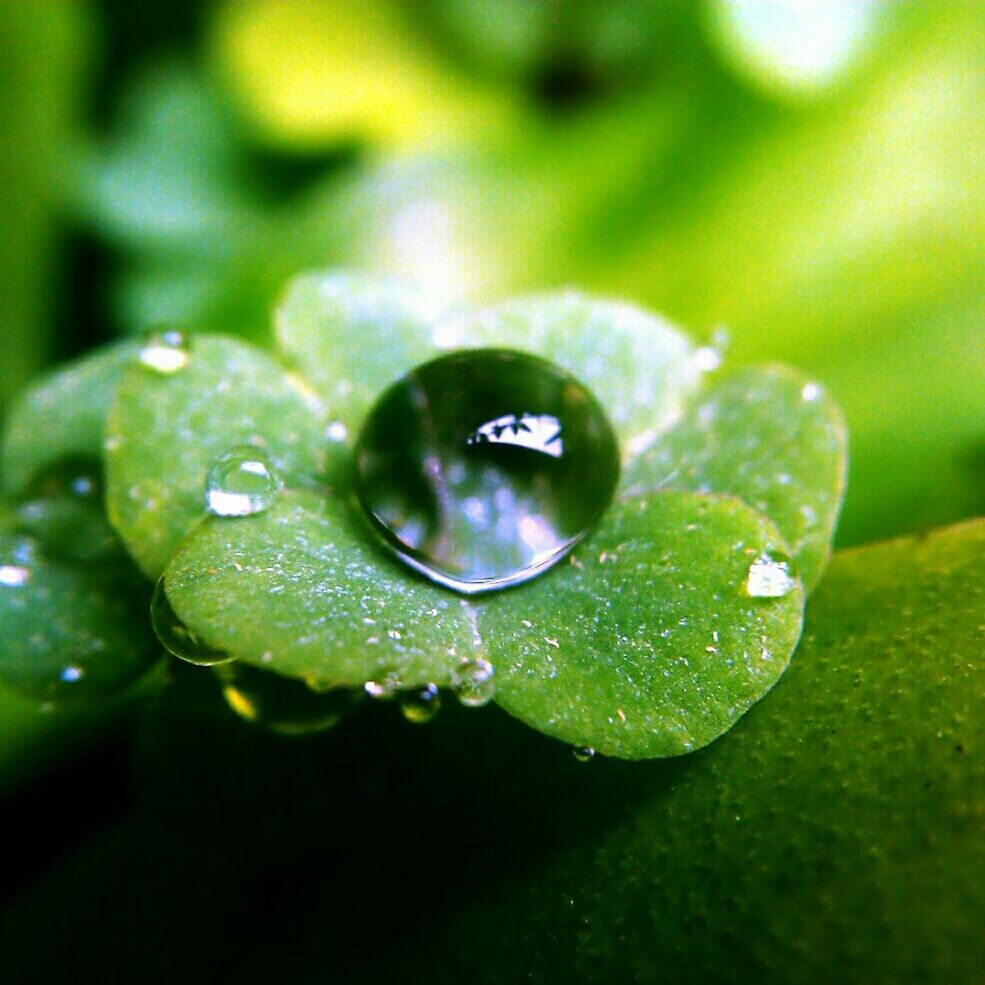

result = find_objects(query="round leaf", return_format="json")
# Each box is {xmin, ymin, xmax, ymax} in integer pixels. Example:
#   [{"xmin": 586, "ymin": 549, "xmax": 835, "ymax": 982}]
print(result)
[
  {"xmin": 623, "ymin": 364, "xmax": 848, "ymax": 590},
  {"xmin": 105, "ymin": 334, "xmax": 327, "ymax": 578},
  {"xmin": 1, "ymin": 339, "xmax": 137, "ymax": 495},
  {"xmin": 274, "ymin": 270, "xmax": 439, "ymax": 435},
  {"xmin": 480, "ymin": 490, "xmax": 805, "ymax": 758},
  {"xmin": 162, "ymin": 490, "xmax": 475, "ymax": 688}
]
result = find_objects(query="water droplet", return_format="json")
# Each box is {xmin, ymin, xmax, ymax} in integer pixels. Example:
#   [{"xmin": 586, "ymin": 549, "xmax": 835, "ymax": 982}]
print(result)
[
  {"xmin": 139, "ymin": 328, "xmax": 190, "ymax": 374},
  {"xmin": 450, "ymin": 657, "xmax": 495, "ymax": 707},
  {"xmin": 746, "ymin": 551, "xmax": 797, "ymax": 598},
  {"xmin": 354, "ymin": 349, "xmax": 619, "ymax": 594},
  {"xmin": 801, "ymin": 382, "xmax": 821, "ymax": 402},
  {"xmin": 205, "ymin": 445, "xmax": 283, "ymax": 517},
  {"xmin": 59, "ymin": 666, "xmax": 84, "ymax": 683},
  {"xmin": 400, "ymin": 683, "xmax": 441, "ymax": 724},
  {"xmin": 0, "ymin": 562, "xmax": 30, "ymax": 587},
  {"xmin": 216, "ymin": 663, "xmax": 359, "ymax": 735},
  {"xmin": 572, "ymin": 746, "xmax": 596, "ymax": 763},
  {"xmin": 325, "ymin": 421, "xmax": 348, "ymax": 442},
  {"xmin": 151, "ymin": 578, "xmax": 234, "ymax": 665},
  {"xmin": 364, "ymin": 669, "xmax": 402, "ymax": 699}
]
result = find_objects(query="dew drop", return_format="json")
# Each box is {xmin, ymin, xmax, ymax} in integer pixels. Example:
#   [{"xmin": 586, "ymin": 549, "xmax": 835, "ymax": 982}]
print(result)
[
  {"xmin": 450, "ymin": 657, "xmax": 495, "ymax": 707},
  {"xmin": 151, "ymin": 577, "xmax": 234, "ymax": 665},
  {"xmin": 746, "ymin": 551, "xmax": 797, "ymax": 598},
  {"xmin": 572, "ymin": 745, "xmax": 596, "ymax": 763},
  {"xmin": 205, "ymin": 445, "xmax": 283, "ymax": 517},
  {"xmin": 364, "ymin": 669, "xmax": 402, "ymax": 699},
  {"xmin": 354, "ymin": 349, "xmax": 619, "ymax": 594},
  {"xmin": 400, "ymin": 683, "xmax": 441, "ymax": 724},
  {"xmin": 139, "ymin": 328, "xmax": 190, "ymax": 374},
  {"xmin": 216, "ymin": 663, "xmax": 359, "ymax": 736}
]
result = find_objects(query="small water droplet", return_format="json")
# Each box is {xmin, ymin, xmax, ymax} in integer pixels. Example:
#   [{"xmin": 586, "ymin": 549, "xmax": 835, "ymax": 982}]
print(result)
[
  {"xmin": 364, "ymin": 669, "xmax": 402, "ymax": 699},
  {"xmin": 450, "ymin": 657, "xmax": 495, "ymax": 707},
  {"xmin": 139, "ymin": 328, "xmax": 190, "ymax": 374},
  {"xmin": 151, "ymin": 578, "xmax": 234, "ymax": 665},
  {"xmin": 205, "ymin": 445, "xmax": 283, "ymax": 517},
  {"xmin": 746, "ymin": 551, "xmax": 797, "ymax": 598},
  {"xmin": 217, "ymin": 663, "xmax": 359, "ymax": 735},
  {"xmin": 572, "ymin": 746, "xmax": 596, "ymax": 763},
  {"xmin": 0, "ymin": 563, "xmax": 30, "ymax": 587},
  {"xmin": 354, "ymin": 349, "xmax": 619, "ymax": 594},
  {"xmin": 325, "ymin": 421, "xmax": 348, "ymax": 442},
  {"xmin": 59, "ymin": 666, "xmax": 84, "ymax": 683},
  {"xmin": 400, "ymin": 683, "xmax": 441, "ymax": 724},
  {"xmin": 801, "ymin": 382, "xmax": 821, "ymax": 402}
]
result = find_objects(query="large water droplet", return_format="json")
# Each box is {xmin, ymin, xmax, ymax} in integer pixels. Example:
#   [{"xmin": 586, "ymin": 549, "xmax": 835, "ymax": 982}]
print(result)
[
  {"xmin": 151, "ymin": 578, "xmax": 234, "ymax": 665},
  {"xmin": 572, "ymin": 745, "xmax": 596, "ymax": 763},
  {"xmin": 205, "ymin": 445, "xmax": 283, "ymax": 517},
  {"xmin": 400, "ymin": 683, "xmax": 441, "ymax": 724},
  {"xmin": 355, "ymin": 349, "xmax": 619, "ymax": 594},
  {"xmin": 139, "ymin": 328, "xmax": 190, "ymax": 374},
  {"xmin": 451, "ymin": 657, "xmax": 495, "ymax": 707},
  {"xmin": 216, "ymin": 663, "xmax": 360, "ymax": 735},
  {"xmin": 746, "ymin": 551, "xmax": 797, "ymax": 598}
]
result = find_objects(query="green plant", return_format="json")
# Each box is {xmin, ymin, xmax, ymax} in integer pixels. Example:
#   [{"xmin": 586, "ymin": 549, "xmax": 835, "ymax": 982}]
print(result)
[{"xmin": 1, "ymin": 271, "xmax": 845, "ymax": 761}]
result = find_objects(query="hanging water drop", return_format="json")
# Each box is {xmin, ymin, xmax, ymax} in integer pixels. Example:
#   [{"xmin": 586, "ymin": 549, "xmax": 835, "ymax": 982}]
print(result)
[
  {"xmin": 451, "ymin": 657, "xmax": 495, "ymax": 707},
  {"xmin": 151, "ymin": 577, "xmax": 234, "ymax": 665},
  {"xmin": 572, "ymin": 745, "xmax": 596, "ymax": 763},
  {"xmin": 216, "ymin": 663, "xmax": 360, "ymax": 735},
  {"xmin": 139, "ymin": 328, "xmax": 190, "ymax": 374},
  {"xmin": 364, "ymin": 669, "xmax": 402, "ymax": 699},
  {"xmin": 354, "ymin": 349, "xmax": 619, "ymax": 594},
  {"xmin": 400, "ymin": 682, "xmax": 441, "ymax": 724},
  {"xmin": 746, "ymin": 551, "xmax": 797, "ymax": 598},
  {"xmin": 205, "ymin": 445, "xmax": 283, "ymax": 517}
]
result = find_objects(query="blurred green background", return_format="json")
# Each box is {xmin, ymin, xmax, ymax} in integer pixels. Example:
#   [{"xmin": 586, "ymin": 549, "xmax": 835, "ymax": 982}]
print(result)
[{"xmin": 2, "ymin": 0, "xmax": 981, "ymax": 551}]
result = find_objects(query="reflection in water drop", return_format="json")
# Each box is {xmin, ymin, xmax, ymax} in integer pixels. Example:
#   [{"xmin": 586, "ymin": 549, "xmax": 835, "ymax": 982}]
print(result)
[
  {"xmin": 216, "ymin": 663, "xmax": 360, "ymax": 735},
  {"xmin": 572, "ymin": 746, "xmax": 596, "ymax": 763},
  {"xmin": 364, "ymin": 669, "xmax": 402, "ymax": 699},
  {"xmin": 139, "ymin": 328, "xmax": 190, "ymax": 374},
  {"xmin": 400, "ymin": 683, "xmax": 441, "ymax": 724},
  {"xmin": 151, "ymin": 578, "xmax": 235, "ymax": 665},
  {"xmin": 205, "ymin": 445, "xmax": 283, "ymax": 517},
  {"xmin": 355, "ymin": 349, "xmax": 619, "ymax": 594},
  {"xmin": 450, "ymin": 657, "xmax": 495, "ymax": 708},
  {"xmin": 746, "ymin": 551, "xmax": 797, "ymax": 598}
]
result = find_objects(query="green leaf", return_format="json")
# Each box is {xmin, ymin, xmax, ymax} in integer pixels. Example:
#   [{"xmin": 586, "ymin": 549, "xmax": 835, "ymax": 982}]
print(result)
[
  {"xmin": 105, "ymin": 334, "xmax": 327, "ymax": 578},
  {"xmin": 439, "ymin": 291, "xmax": 701, "ymax": 446},
  {"xmin": 623, "ymin": 364, "xmax": 848, "ymax": 590},
  {"xmin": 162, "ymin": 490, "xmax": 474, "ymax": 688},
  {"xmin": 0, "ymin": 528, "xmax": 158, "ymax": 702},
  {"xmin": 480, "ymin": 491, "xmax": 804, "ymax": 758},
  {"xmin": 1, "ymin": 339, "xmax": 137, "ymax": 496},
  {"xmin": 274, "ymin": 271, "xmax": 439, "ymax": 434},
  {"xmin": 362, "ymin": 519, "xmax": 985, "ymax": 983}
]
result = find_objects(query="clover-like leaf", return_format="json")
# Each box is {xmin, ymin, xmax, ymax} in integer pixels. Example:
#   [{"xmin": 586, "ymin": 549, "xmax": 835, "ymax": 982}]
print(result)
[
  {"xmin": 1, "ymin": 339, "xmax": 138, "ymax": 496},
  {"xmin": 274, "ymin": 271, "xmax": 439, "ymax": 433},
  {"xmin": 105, "ymin": 334, "xmax": 327, "ymax": 579},
  {"xmin": 0, "ymin": 526, "xmax": 158, "ymax": 702},
  {"xmin": 162, "ymin": 490, "xmax": 475, "ymax": 687},
  {"xmin": 623, "ymin": 365, "xmax": 848, "ymax": 590},
  {"xmin": 436, "ymin": 291, "xmax": 702, "ymax": 445},
  {"xmin": 129, "ymin": 274, "xmax": 843, "ymax": 759},
  {"xmin": 479, "ymin": 491, "xmax": 804, "ymax": 758}
]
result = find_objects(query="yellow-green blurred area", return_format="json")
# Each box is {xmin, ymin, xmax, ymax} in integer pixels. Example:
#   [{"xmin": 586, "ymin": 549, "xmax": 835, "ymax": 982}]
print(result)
[{"xmin": 1, "ymin": 0, "xmax": 982, "ymax": 550}]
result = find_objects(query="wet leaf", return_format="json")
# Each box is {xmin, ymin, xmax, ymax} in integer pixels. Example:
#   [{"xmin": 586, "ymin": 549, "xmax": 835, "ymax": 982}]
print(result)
[
  {"xmin": 0, "ymin": 528, "xmax": 158, "ymax": 703},
  {"xmin": 162, "ymin": 490, "xmax": 474, "ymax": 689},
  {"xmin": 105, "ymin": 334, "xmax": 326, "ymax": 578},
  {"xmin": 1, "ymin": 339, "xmax": 137, "ymax": 496},
  {"xmin": 480, "ymin": 490, "xmax": 804, "ymax": 758},
  {"xmin": 623, "ymin": 364, "xmax": 848, "ymax": 590},
  {"xmin": 274, "ymin": 270, "xmax": 439, "ymax": 434}
]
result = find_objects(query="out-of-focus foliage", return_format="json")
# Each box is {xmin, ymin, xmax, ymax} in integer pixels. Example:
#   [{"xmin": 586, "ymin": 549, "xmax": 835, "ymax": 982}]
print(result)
[{"xmin": 0, "ymin": 3, "xmax": 91, "ymax": 414}]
